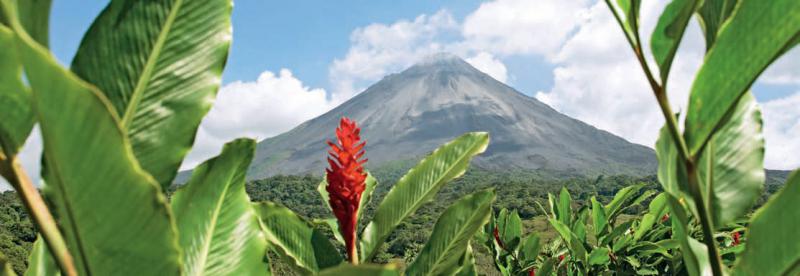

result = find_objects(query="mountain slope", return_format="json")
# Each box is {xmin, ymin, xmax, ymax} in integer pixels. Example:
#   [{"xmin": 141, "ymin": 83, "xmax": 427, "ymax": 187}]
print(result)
[{"xmin": 244, "ymin": 53, "xmax": 656, "ymax": 180}]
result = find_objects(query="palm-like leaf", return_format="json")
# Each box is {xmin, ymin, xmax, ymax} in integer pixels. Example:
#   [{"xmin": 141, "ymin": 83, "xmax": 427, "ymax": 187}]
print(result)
[
  {"xmin": 254, "ymin": 202, "xmax": 342, "ymax": 274},
  {"xmin": 360, "ymin": 132, "xmax": 489, "ymax": 261},
  {"xmin": 13, "ymin": 25, "xmax": 180, "ymax": 275},
  {"xmin": 406, "ymin": 189, "xmax": 495, "ymax": 276},
  {"xmin": 171, "ymin": 139, "xmax": 270, "ymax": 275},
  {"xmin": 70, "ymin": 0, "xmax": 233, "ymax": 189}
]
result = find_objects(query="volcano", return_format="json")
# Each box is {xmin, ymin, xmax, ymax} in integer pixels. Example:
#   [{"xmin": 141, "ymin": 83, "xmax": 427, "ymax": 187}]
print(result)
[{"xmin": 245, "ymin": 53, "xmax": 656, "ymax": 179}]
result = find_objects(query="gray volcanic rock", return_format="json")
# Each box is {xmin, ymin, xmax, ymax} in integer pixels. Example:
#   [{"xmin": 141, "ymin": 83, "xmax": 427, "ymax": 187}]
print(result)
[{"xmin": 246, "ymin": 53, "xmax": 656, "ymax": 179}]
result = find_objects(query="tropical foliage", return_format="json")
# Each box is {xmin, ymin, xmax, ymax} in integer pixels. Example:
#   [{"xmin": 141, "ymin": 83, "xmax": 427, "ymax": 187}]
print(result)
[{"xmin": 0, "ymin": 0, "xmax": 798, "ymax": 275}]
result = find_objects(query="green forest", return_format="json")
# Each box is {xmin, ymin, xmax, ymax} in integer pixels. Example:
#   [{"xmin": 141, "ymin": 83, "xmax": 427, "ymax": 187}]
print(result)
[{"xmin": 0, "ymin": 169, "xmax": 790, "ymax": 275}]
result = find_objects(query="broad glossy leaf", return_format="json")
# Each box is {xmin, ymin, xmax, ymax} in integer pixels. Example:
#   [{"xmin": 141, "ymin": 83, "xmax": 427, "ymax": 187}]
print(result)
[
  {"xmin": 318, "ymin": 263, "xmax": 400, "ymax": 276},
  {"xmin": 171, "ymin": 139, "xmax": 270, "ymax": 275},
  {"xmin": 685, "ymin": 0, "xmax": 800, "ymax": 154},
  {"xmin": 634, "ymin": 214, "xmax": 656, "ymax": 241},
  {"xmin": 520, "ymin": 234, "xmax": 541, "ymax": 264},
  {"xmin": 70, "ymin": 0, "xmax": 233, "ymax": 189},
  {"xmin": 549, "ymin": 219, "xmax": 586, "ymax": 262},
  {"xmin": 698, "ymin": 93, "xmax": 764, "ymax": 228},
  {"xmin": 360, "ymin": 132, "xmax": 489, "ymax": 261},
  {"xmin": 538, "ymin": 257, "xmax": 558, "ymax": 276},
  {"xmin": 407, "ymin": 189, "xmax": 495, "ymax": 276},
  {"xmin": 0, "ymin": 26, "xmax": 33, "ymax": 157},
  {"xmin": 590, "ymin": 197, "xmax": 608, "ymax": 239},
  {"xmin": 558, "ymin": 187, "xmax": 572, "ymax": 226},
  {"xmin": 318, "ymin": 171, "xmax": 377, "ymax": 223},
  {"xmin": 24, "ymin": 238, "xmax": 59, "ymax": 276},
  {"xmin": 588, "ymin": 247, "xmax": 611, "ymax": 266},
  {"xmin": 254, "ymin": 202, "xmax": 342, "ymax": 274},
  {"xmin": 733, "ymin": 171, "xmax": 800, "ymax": 276},
  {"xmin": 496, "ymin": 208, "xmax": 522, "ymax": 251},
  {"xmin": 656, "ymin": 123, "xmax": 694, "ymax": 215},
  {"xmin": 667, "ymin": 195, "xmax": 710, "ymax": 276},
  {"xmin": 695, "ymin": 0, "xmax": 737, "ymax": 49},
  {"xmin": 12, "ymin": 20, "xmax": 181, "ymax": 275},
  {"xmin": 650, "ymin": 0, "xmax": 700, "ymax": 82},
  {"xmin": 604, "ymin": 184, "xmax": 643, "ymax": 219}
]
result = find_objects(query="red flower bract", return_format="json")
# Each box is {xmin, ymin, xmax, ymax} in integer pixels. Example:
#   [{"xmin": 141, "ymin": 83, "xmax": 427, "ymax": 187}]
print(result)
[
  {"xmin": 732, "ymin": 231, "xmax": 741, "ymax": 246},
  {"xmin": 326, "ymin": 117, "xmax": 367, "ymax": 263}
]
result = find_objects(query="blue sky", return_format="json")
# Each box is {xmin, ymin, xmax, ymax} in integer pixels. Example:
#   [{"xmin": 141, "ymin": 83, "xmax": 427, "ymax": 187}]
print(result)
[{"xmin": 3, "ymin": 0, "xmax": 798, "ymax": 190}]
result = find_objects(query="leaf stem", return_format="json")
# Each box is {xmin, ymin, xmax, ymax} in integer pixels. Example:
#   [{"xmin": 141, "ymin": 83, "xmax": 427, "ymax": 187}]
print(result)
[
  {"xmin": 602, "ymin": 2, "xmax": 725, "ymax": 275},
  {"xmin": 0, "ymin": 153, "xmax": 77, "ymax": 276}
]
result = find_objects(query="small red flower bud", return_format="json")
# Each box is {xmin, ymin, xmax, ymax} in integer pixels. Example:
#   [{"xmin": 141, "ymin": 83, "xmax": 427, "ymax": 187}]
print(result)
[
  {"xmin": 559, "ymin": 254, "xmax": 566, "ymax": 262},
  {"xmin": 732, "ymin": 231, "xmax": 741, "ymax": 246},
  {"xmin": 528, "ymin": 268, "xmax": 536, "ymax": 276},
  {"xmin": 326, "ymin": 117, "xmax": 368, "ymax": 263},
  {"xmin": 661, "ymin": 213, "xmax": 670, "ymax": 223}
]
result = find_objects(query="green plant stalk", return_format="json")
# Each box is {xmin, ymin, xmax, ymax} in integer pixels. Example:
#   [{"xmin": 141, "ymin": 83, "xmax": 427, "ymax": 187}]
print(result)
[
  {"xmin": 0, "ymin": 153, "xmax": 77, "ymax": 276},
  {"xmin": 603, "ymin": 1, "xmax": 724, "ymax": 275}
]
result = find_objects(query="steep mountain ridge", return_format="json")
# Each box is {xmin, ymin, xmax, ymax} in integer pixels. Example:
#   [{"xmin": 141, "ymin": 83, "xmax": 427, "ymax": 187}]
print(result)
[{"xmin": 244, "ymin": 53, "xmax": 657, "ymax": 179}]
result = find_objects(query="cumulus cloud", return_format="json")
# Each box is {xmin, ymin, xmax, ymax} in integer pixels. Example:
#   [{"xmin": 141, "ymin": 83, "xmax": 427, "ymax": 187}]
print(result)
[
  {"xmin": 462, "ymin": 0, "xmax": 592, "ymax": 58},
  {"xmin": 465, "ymin": 52, "xmax": 509, "ymax": 83},
  {"xmin": 761, "ymin": 92, "xmax": 800, "ymax": 170},
  {"xmin": 761, "ymin": 48, "xmax": 800, "ymax": 85},
  {"xmin": 181, "ymin": 69, "xmax": 336, "ymax": 169},
  {"xmin": 536, "ymin": 0, "xmax": 706, "ymax": 146},
  {"xmin": 329, "ymin": 10, "xmax": 460, "ymax": 98}
]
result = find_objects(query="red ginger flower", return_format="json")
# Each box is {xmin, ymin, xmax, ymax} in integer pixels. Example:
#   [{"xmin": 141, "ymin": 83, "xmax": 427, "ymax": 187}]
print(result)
[
  {"xmin": 732, "ymin": 231, "xmax": 741, "ymax": 246},
  {"xmin": 326, "ymin": 117, "xmax": 367, "ymax": 263},
  {"xmin": 528, "ymin": 268, "xmax": 536, "ymax": 276}
]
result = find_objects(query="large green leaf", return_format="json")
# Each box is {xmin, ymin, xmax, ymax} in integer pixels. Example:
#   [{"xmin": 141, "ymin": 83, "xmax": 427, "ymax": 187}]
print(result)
[
  {"xmin": 685, "ymin": 0, "xmax": 800, "ymax": 154},
  {"xmin": 496, "ymin": 208, "xmax": 522, "ymax": 252},
  {"xmin": 318, "ymin": 264, "xmax": 400, "ymax": 276},
  {"xmin": 254, "ymin": 202, "xmax": 342, "ymax": 274},
  {"xmin": 695, "ymin": 0, "xmax": 737, "ymax": 49},
  {"xmin": 604, "ymin": 184, "xmax": 643, "ymax": 219},
  {"xmin": 655, "ymin": 123, "xmax": 694, "ymax": 213},
  {"xmin": 70, "ymin": 0, "xmax": 233, "ymax": 189},
  {"xmin": 558, "ymin": 187, "xmax": 572, "ymax": 227},
  {"xmin": 697, "ymin": 93, "xmax": 764, "ymax": 228},
  {"xmin": 359, "ymin": 132, "xmax": 489, "ymax": 261},
  {"xmin": 11, "ymin": 20, "xmax": 181, "ymax": 275},
  {"xmin": 590, "ymin": 197, "xmax": 608, "ymax": 239},
  {"xmin": 171, "ymin": 139, "xmax": 270, "ymax": 275},
  {"xmin": 406, "ymin": 189, "xmax": 495, "ymax": 276},
  {"xmin": 14, "ymin": 0, "xmax": 49, "ymax": 47},
  {"xmin": 667, "ymin": 195, "xmax": 710, "ymax": 276},
  {"xmin": 519, "ymin": 234, "xmax": 541, "ymax": 265},
  {"xmin": 588, "ymin": 247, "xmax": 611, "ymax": 266},
  {"xmin": 733, "ymin": 171, "xmax": 800, "ymax": 276},
  {"xmin": 24, "ymin": 238, "xmax": 59, "ymax": 276},
  {"xmin": 0, "ymin": 25, "xmax": 33, "ymax": 157},
  {"xmin": 650, "ymin": 0, "xmax": 700, "ymax": 83},
  {"xmin": 453, "ymin": 245, "xmax": 478, "ymax": 276}
]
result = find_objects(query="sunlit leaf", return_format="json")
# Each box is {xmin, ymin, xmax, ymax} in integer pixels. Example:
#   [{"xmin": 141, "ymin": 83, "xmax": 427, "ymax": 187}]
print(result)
[
  {"xmin": 0, "ymin": 25, "xmax": 33, "ymax": 157},
  {"xmin": 11, "ymin": 16, "xmax": 181, "ymax": 275},
  {"xmin": 407, "ymin": 189, "xmax": 495, "ymax": 276},
  {"xmin": 697, "ymin": 93, "xmax": 764, "ymax": 228},
  {"xmin": 590, "ymin": 197, "xmax": 608, "ymax": 240},
  {"xmin": 588, "ymin": 247, "xmax": 611, "ymax": 266},
  {"xmin": 171, "ymin": 139, "xmax": 270, "ymax": 275},
  {"xmin": 254, "ymin": 202, "xmax": 342, "ymax": 274},
  {"xmin": 360, "ymin": 132, "xmax": 489, "ymax": 261},
  {"xmin": 685, "ymin": 0, "xmax": 800, "ymax": 155},
  {"xmin": 70, "ymin": 0, "xmax": 234, "ymax": 189},
  {"xmin": 318, "ymin": 263, "xmax": 400, "ymax": 276},
  {"xmin": 695, "ymin": 0, "xmax": 737, "ymax": 49}
]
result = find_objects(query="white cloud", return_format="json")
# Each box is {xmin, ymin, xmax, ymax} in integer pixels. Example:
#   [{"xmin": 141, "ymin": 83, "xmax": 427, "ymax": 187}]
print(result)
[
  {"xmin": 329, "ymin": 10, "xmax": 460, "ymax": 98},
  {"xmin": 465, "ymin": 52, "xmax": 508, "ymax": 83},
  {"xmin": 462, "ymin": 0, "xmax": 592, "ymax": 58},
  {"xmin": 181, "ymin": 69, "xmax": 336, "ymax": 169},
  {"xmin": 761, "ymin": 92, "xmax": 800, "ymax": 170},
  {"xmin": 536, "ymin": 0, "xmax": 704, "ymax": 146}
]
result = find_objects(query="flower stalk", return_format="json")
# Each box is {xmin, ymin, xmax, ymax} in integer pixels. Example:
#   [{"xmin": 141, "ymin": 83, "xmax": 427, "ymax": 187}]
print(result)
[{"xmin": 325, "ymin": 117, "xmax": 368, "ymax": 264}]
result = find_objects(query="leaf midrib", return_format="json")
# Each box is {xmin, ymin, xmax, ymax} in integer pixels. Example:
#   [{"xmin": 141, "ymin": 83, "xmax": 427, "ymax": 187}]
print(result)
[
  {"xmin": 192, "ymin": 169, "xmax": 235, "ymax": 274},
  {"xmin": 363, "ymin": 135, "xmax": 485, "ymax": 259},
  {"xmin": 120, "ymin": 0, "xmax": 184, "ymax": 129},
  {"xmin": 416, "ymin": 201, "xmax": 488, "ymax": 274}
]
